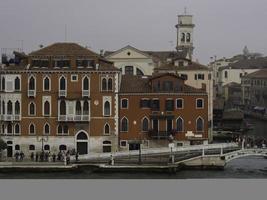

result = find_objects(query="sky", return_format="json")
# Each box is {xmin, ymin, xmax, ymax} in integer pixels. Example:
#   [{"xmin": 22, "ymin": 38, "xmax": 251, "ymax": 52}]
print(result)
[{"xmin": 0, "ymin": 0, "xmax": 267, "ymax": 64}]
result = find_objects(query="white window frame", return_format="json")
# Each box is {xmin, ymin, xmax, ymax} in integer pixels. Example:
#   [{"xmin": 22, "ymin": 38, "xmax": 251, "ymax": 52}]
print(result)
[
  {"xmin": 121, "ymin": 98, "xmax": 128, "ymax": 109},
  {"xmin": 71, "ymin": 74, "xmax": 78, "ymax": 82},
  {"xmin": 28, "ymin": 75, "xmax": 36, "ymax": 91},
  {"xmin": 59, "ymin": 75, "xmax": 67, "ymax": 91},
  {"xmin": 104, "ymin": 123, "xmax": 111, "ymax": 135},
  {"xmin": 176, "ymin": 117, "xmax": 184, "ymax": 132},
  {"xmin": 42, "ymin": 96, "xmax": 51, "ymax": 117},
  {"xmin": 82, "ymin": 75, "xmax": 90, "ymax": 91},
  {"xmin": 120, "ymin": 140, "xmax": 127, "ymax": 148},
  {"xmin": 43, "ymin": 76, "xmax": 51, "ymax": 91},
  {"xmin": 28, "ymin": 102, "xmax": 36, "ymax": 116},
  {"xmin": 141, "ymin": 116, "xmax": 149, "ymax": 132},
  {"xmin": 120, "ymin": 117, "xmax": 129, "ymax": 132},
  {"xmin": 196, "ymin": 116, "xmax": 204, "ymax": 133},
  {"xmin": 43, "ymin": 123, "xmax": 50, "ymax": 135},
  {"xmin": 103, "ymin": 96, "xmax": 112, "ymax": 117},
  {"xmin": 29, "ymin": 123, "xmax": 36, "ymax": 135},
  {"xmin": 14, "ymin": 123, "xmax": 20, "ymax": 135},
  {"xmin": 196, "ymin": 98, "xmax": 204, "ymax": 109},
  {"xmin": 176, "ymin": 98, "xmax": 184, "ymax": 109}
]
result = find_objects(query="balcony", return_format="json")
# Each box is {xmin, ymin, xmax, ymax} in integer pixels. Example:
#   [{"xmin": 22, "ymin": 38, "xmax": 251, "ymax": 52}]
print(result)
[
  {"xmin": 59, "ymin": 90, "xmax": 67, "ymax": 97},
  {"xmin": 82, "ymin": 90, "xmax": 90, "ymax": 97},
  {"xmin": 148, "ymin": 130, "xmax": 176, "ymax": 139},
  {"xmin": 1, "ymin": 114, "xmax": 21, "ymax": 121},
  {"xmin": 58, "ymin": 115, "xmax": 90, "ymax": 122},
  {"xmin": 28, "ymin": 90, "xmax": 36, "ymax": 97}
]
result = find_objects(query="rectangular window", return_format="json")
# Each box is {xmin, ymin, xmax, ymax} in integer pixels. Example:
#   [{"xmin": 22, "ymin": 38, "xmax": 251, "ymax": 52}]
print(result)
[
  {"xmin": 121, "ymin": 99, "xmax": 128, "ymax": 109},
  {"xmin": 125, "ymin": 66, "xmax": 134, "ymax": 75},
  {"xmin": 180, "ymin": 74, "xmax": 188, "ymax": 80},
  {"xmin": 140, "ymin": 99, "xmax": 150, "ymax": 108},
  {"xmin": 176, "ymin": 98, "xmax": 184, "ymax": 109},
  {"xmin": 152, "ymin": 119, "xmax": 159, "ymax": 132},
  {"xmin": 195, "ymin": 74, "xmax": 197, "ymax": 80},
  {"xmin": 71, "ymin": 75, "xmax": 78, "ymax": 82},
  {"xmin": 120, "ymin": 140, "xmax": 127, "ymax": 147},
  {"xmin": 196, "ymin": 98, "xmax": 204, "ymax": 109},
  {"xmin": 165, "ymin": 99, "xmax": 174, "ymax": 111},
  {"xmin": 151, "ymin": 99, "xmax": 160, "ymax": 111}
]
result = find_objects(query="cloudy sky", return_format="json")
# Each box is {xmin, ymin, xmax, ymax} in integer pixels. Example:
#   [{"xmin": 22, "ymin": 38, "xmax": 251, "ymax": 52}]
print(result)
[{"xmin": 0, "ymin": 0, "xmax": 267, "ymax": 64}]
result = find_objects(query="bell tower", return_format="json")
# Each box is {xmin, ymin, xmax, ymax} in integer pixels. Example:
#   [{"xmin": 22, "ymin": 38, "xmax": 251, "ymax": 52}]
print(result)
[{"xmin": 175, "ymin": 10, "xmax": 195, "ymax": 60}]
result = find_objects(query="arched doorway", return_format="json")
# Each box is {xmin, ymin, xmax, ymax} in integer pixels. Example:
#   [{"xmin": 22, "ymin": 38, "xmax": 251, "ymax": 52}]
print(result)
[{"xmin": 75, "ymin": 131, "xmax": 89, "ymax": 155}]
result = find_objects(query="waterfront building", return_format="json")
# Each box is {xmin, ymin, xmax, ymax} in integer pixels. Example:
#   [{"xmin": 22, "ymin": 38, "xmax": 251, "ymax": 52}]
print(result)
[
  {"xmin": 241, "ymin": 69, "xmax": 267, "ymax": 113},
  {"xmin": 119, "ymin": 73, "xmax": 209, "ymax": 149},
  {"xmin": 0, "ymin": 43, "xmax": 120, "ymax": 157}
]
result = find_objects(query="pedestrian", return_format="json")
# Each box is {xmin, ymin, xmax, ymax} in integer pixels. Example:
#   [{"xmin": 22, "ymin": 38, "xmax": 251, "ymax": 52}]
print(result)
[
  {"xmin": 52, "ymin": 153, "xmax": 56, "ymax": 162},
  {"xmin": 44, "ymin": 152, "xmax": 48, "ymax": 162},
  {"xmin": 66, "ymin": 154, "xmax": 70, "ymax": 165},
  {"xmin": 35, "ymin": 152, "xmax": 39, "ymax": 162},
  {"xmin": 30, "ymin": 152, "xmax": 34, "ymax": 161},
  {"xmin": 20, "ymin": 151, "xmax": 24, "ymax": 161},
  {"xmin": 14, "ymin": 151, "xmax": 19, "ymax": 162},
  {"xmin": 75, "ymin": 151, "xmax": 79, "ymax": 162}
]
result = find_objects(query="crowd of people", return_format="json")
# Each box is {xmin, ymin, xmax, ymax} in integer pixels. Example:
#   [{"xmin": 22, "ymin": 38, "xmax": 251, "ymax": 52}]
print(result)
[{"xmin": 14, "ymin": 150, "xmax": 80, "ymax": 165}]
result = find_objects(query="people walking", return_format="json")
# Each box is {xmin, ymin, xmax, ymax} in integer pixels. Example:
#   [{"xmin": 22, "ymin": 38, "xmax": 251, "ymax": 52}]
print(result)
[
  {"xmin": 75, "ymin": 151, "xmax": 79, "ymax": 162},
  {"xmin": 30, "ymin": 152, "xmax": 34, "ymax": 161},
  {"xmin": 14, "ymin": 151, "xmax": 19, "ymax": 162},
  {"xmin": 52, "ymin": 153, "xmax": 56, "ymax": 162},
  {"xmin": 35, "ymin": 152, "xmax": 39, "ymax": 162}
]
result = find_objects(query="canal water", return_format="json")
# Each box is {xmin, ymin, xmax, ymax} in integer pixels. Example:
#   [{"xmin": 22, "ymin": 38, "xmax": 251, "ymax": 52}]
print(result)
[{"xmin": 0, "ymin": 117, "xmax": 266, "ymax": 179}]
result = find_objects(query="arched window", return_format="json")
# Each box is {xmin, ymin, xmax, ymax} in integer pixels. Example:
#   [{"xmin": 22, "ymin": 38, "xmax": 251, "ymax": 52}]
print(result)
[
  {"xmin": 59, "ymin": 145, "xmax": 67, "ymax": 151},
  {"xmin": 63, "ymin": 125, "xmax": 68, "ymax": 134},
  {"xmin": 14, "ymin": 124, "xmax": 20, "ymax": 135},
  {"xmin": 14, "ymin": 77, "xmax": 20, "ymax": 91},
  {"xmin": 108, "ymin": 78, "xmax": 112, "ymax": 91},
  {"xmin": 57, "ymin": 125, "xmax": 63, "ymax": 134},
  {"xmin": 29, "ymin": 145, "xmax": 35, "ymax": 151},
  {"xmin": 104, "ymin": 101, "xmax": 111, "ymax": 116},
  {"xmin": 142, "ymin": 117, "xmax": 149, "ymax": 132},
  {"xmin": 176, "ymin": 117, "xmax": 184, "ymax": 132},
  {"xmin": 76, "ymin": 101, "xmax": 82, "ymax": 115},
  {"xmin": 83, "ymin": 76, "xmax": 89, "ymax": 90},
  {"xmin": 1, "ymin": 77, "xmax": 5, "ymax": 91},
  {"xmin": 181, "ymin": 33, "xmax": 185, "ymax": 42},
  {"xmin": 102, "ymin": 78, "xmax": 107, "ymax": 91},
  {"xmin": 44, "ymin": 123, "xmax": 50, "ymax": 135},
  {"xmin": 77, "ymin": 132, "xmax": 88, "ymax": 140},
  {"xmin": 7, "ymin": 101, "xmax": 12, "ymax": 114},
  {"xmin": 83, "ymin": 100, "xmax": 89, "ymax": 115},
  {"xmin": 136, "ymin": 68, "xmax": 144, "ymax": 76},
  {"xmin": 2, "ymin": 101, "xmax": 5, "ymax": 114},
  {"xmin": 15, "ymin": 145, "xmax": 20, "ymax": 151},
  {"xmin": 29, "ymin": 102, "xmax": 35, "ymax": 116},
  {"xmin": 44, "ymin": 101, "xmax": 50, "ymax": 116},
  {"xmin": 7, "ymin": 123, "xmax": 12, "ymax": 134},
  {"xmin": 186, "ymin": 33, "xmax": 191, "ymax": 42},
  {"xmin": 43, "ymin": 76, "xmax": 50, "ymax": 91},
  {"xmin": 15, "ymin": 101, "xmax": 20, "ymax": 115},
  {"xmin": 60, "ymin": 100, "xmax": 66, "ymax": 115},
  {"xmin": 104, "ymin": 123, "xmax": 110, "ymax": 135},
  {"xmin": 29, "ymin": 123, "xmax": 35, "ymax": 135},
  {"xmin": 224, "ymin": 71, "xmax": 228, "ymax": 78},
  {"xmin": 196, "ymin": 117, "xmax": 204, "ymax": 132},
  {"xmin": 121, "ymin": 117, "xmax": 128, "ymax": 132},
  {"xmin": 44, "ymin": 145, "xmax": 50, "ymax": 151},
  {"xmin": 59, "ymin": 76, "xmax": 66, "ymax": 90},
  {"xmin": 29, "ymin": 76, "xmax": 35, "ymax": 90}
]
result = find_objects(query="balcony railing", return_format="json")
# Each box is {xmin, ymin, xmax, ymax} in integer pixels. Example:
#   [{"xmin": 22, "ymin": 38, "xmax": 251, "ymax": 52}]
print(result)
[
  {"xmin": 148, "ymin": 130, "xmax": 176, "ymax": 139},
  {"xmin": 1, "ymin": 114, "xmax": 21, "ymax": 121},
  {"xmin": 59, "ymin": 90, "xmax": 67, "ymax": 97},
  {"xmin": 58, "ymin": 115, "xmax": 90, "ymax": 122},
  {"xmin": 28, "ymin": 90, "xmax": 36, "ymax": 97},
  {"xmin": 82, "ymin": 90, "xmax": 90, "ymax": 97}
]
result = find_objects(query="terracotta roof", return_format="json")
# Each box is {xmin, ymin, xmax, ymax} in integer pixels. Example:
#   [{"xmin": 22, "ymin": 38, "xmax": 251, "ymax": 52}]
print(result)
[
  {"xmin": 244, "ymin": 69, "xmax": 267, "ymax": 79},
  {"xmin": 120, "ymin": 74, "xmax": 207, "ymax": 94},
  {"xmin": 29, "ymin": 42, "xmax": 99, "ymax": 57}
]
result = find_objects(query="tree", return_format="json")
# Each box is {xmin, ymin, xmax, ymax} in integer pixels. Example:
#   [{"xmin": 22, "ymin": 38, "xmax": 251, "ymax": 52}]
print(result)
[{"xmin": 0, "ymin": 138, "xmax": 7, "ymax": 161}]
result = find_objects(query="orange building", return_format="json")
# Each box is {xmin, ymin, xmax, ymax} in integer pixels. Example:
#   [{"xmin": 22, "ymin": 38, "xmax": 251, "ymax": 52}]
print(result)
[{"xmin": 119, "ymin": 73, "xmax": 208, "ymax": 150}]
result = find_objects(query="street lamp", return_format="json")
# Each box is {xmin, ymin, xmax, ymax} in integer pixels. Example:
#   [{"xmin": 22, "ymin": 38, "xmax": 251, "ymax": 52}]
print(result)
[{"xmin": 37, "ymin": 136, "xmax": 48, "ymax": 152}]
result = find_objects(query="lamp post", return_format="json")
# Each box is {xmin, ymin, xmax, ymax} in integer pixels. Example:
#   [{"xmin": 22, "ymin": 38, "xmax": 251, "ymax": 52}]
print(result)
[{"xmin": 37, "ymin": 136, "xmax": 48, "ymax": 152}]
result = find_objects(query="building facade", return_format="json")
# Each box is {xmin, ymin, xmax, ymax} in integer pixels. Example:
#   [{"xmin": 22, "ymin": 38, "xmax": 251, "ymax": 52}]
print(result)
[
  {"xmin": 119, "ymin": 73, "xmax": 209, "ymax": 150},
  {"xmin": 0, "ymin": 43, "xmax": 120, "ymax": 157}
]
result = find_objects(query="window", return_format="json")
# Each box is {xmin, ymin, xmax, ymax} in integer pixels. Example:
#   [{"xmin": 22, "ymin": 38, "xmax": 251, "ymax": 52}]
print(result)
[
  {"xmin": 43, "ymin": 77, "xmax": 50, "ymax": 91},
  {"xmin": 176, "ymin": 117, "xmax": 184, "ymax": 132},
  {"xmin": 14, "ymin": 124, "xmax": 20, "ymax": 135},
  {"xmin": 120, "ymin": 140, "xmax": 127, "ymax": 147},
  {"xmin": 104, "ymin": 101, "xmax": 111, "ymax": 116},
  {"xmin": 83, "ymin": 100, "xmax": 89, "ymax": 115},
  {"xmin": 196, "ymin": 99, "xmax": 204, "ymax": 109},
  {"xmin": 1, "ymin": 77, "xmax": 5, "ymax": 91},
  {"xmin": 152, "ymin": 119, "xmax": 159, "ymax": 132},
  {"xmin": 29, "ymin": 124, "xmax": 35, "ymax": 135},
  {"xmin": 14, "ymin": 77, "xmax": 20, "ymax": 91},
  {"xmin": 54, "ymin": 60, "xmax": 70, "ymax": 68},
  {"xmin": 142, "ymin": 117, "xmax": 149, "ymax": 132},
  {"xmin": 104, "ymin": 123, "xmax": 110, "ymax": 135},
  {"xmin": 103, "ymin": 141, "xmax": 112, "ymax": 153},
  {"xmin": 140, "ymin": 99, "xmax": 150, "ymax": 108},
  {"xmin": 178, "ymin": 61, "xmax": 184, "ymax": 67},
  {"xmin": 121, "ymin": 99, "xmax": 128, "ymax": 109},
  {"xmin": 76, "ymin": 101, "xmax": 82, "ymax": 115},
  {"xmin": 196, "ymin": 117, "xmax": 204, "ymax": 132},
  {"xmin": 2, "ymin": 101, "xmax": 5, "ymax": 114},
  {"xmin": 71, "ymin": 75, "xmax": 78, "ymax": 82},
  {"xmin": 7, "ymin": 101, "xmax": 12, "ymax": 114},
  {"xmin": 186, "ymin": 33, "xmax": 191, "ymax": 42},
  {"xmin": 29, "ymin": 76, "xmax": 35, "ymax": 90},
  {"xmin": 176, "ymin": 99, "xmax": 184, "ymax": 109},
  {"xmin": 239, "ymin": 73, "xmax": 243, "ymax": 78},
  {"xmin": 125, "ymin": 66, "xmax": 134, "ymax": 75},
  {"xmin": 59, "ymin": 145, "xmax": 67, "ymax": 151},
  {"xmin": 121, "ymin": 117, "xmax": 128, "ymax": 132},
  {"xmin": 198, "ymin": 74, "xmax": 205, "ymax": 80},
  {"xmin": 59, "ymin": 76, "xmax": 66, "ymax": 91},
  {"xmin": 102, "ymin": 78, "xmax": 107, "ymax": 91},
  {"xmin": 108, "ymin": 78, "xmax": 112, "ymax": 91},
  {"xmin": 58, "ymin": 125, "xmax": 63, "ymax": 134},
  {"xmin": 7, "ymin": 123, "xmax": 12, "ymax": 134},
  {"xmin": 163, "ymin": 81, "xmax": 173, "ymax": 91},
  {"xmin": 57, "ymin": 125, "xmax": 68, "ymax": 135},
  {"xmin": 180, "ymin": 74, "xmax": 188, "ymax": 80},
  {"xmin": 136, "ymin": 68, "xmax": 144, "ymax": 76},
  {"xmin": 224, "ymin": 71, "xmax": 228, "ymax": 78},
  {"xmin": 29, "ymin": 145, "xmax": 35, "ymax": 151},
  {"xmin": 15, "ymin": 145, "xmax": 20, "ymax": 151},
  {"xmin": 60, "ymin": 100, "xmax": 66, "ymax": 115},
  {"xmin": 29, "ymin": 102, "xmax": 36, "ymax": 116},
  {"xmin": 44, "ymin": 123, "xmax": 50, "ymax": 135},
  {"xmin": 208, "ymin": 73, "xmax": 212, "ymax": 80},
  {"xmin": 63, "ymin": 125, "xmax": 68, "ymax": 134},
  {"xmin": 15, "ymin": 101, "xmax": 20, "ymax": 115},
  {"xmin": 83, "ymin": 76, "xmax": 89, "ymax": 90},
  {"xmin": 181, "ymin": 33, "xmax": 185, "ymax": 42},
  {"xmin": 151, "ymin": 99, "xmax": 160, "ymax": 111},
  {"xmin": 165, "ymin": 99, "xmax": 174, "ymax": 111},
  {"xmin": 44, "ymin": 145, "xmax": 50, "ymax": 151},
  {"xmin": 76, "ymin": 59, "xmax": 95, "ymax": 68},
  {"xmin": 44, "ymin": 101, "xmax": 50, "ymax": 116},
  {"xmin": 166, "ymin": 119, "xmax": 173, "ymax": 132}
]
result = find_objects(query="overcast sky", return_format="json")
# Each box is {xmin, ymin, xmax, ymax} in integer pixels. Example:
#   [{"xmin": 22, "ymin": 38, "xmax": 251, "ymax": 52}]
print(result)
[{"xmin": 0, "ymin": 0, "xmax": 267, "ymax": 64}]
